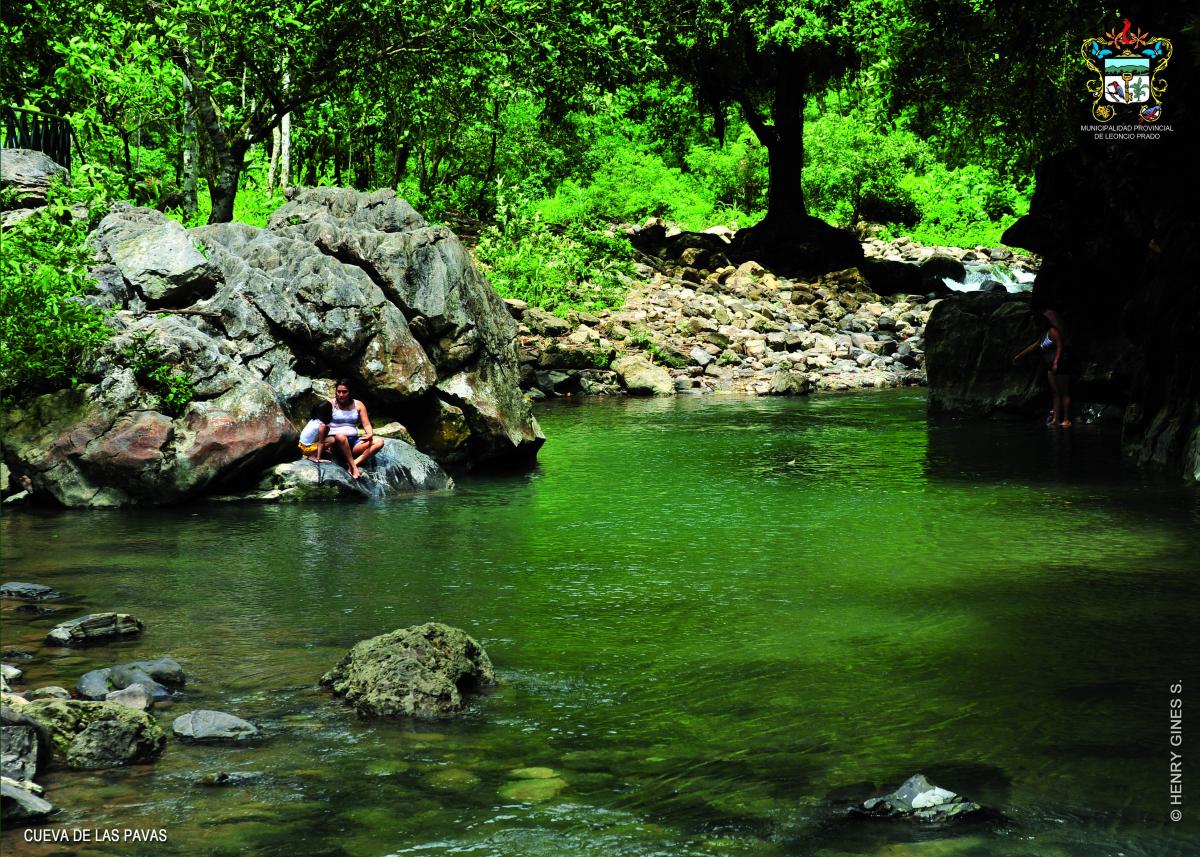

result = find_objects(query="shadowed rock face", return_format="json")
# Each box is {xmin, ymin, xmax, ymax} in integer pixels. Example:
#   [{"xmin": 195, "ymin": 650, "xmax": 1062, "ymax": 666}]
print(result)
[{"xmin": 1, "ymin": 189, "xmax": 543, "ymax": 507}]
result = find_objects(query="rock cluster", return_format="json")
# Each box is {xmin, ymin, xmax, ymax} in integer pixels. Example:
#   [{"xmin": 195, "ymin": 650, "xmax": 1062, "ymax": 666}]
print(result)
[
  {"xmin": 321, "ymin": 622, "xmax": 496, "ymax": 719},
  {"xmin": 0, "ymin": 180, "xmax": 542, "ymax": 508},
  {"xmin": 514, "ymin": 263, "xmax": 937, "ymax": 398}
]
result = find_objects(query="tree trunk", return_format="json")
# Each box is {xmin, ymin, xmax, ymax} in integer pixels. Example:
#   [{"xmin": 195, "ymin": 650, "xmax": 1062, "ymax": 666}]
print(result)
[
  {"xmin": 268, "ymin": 124, "xmax": 280, "ymax": 193},
  {"xmin": 732, "ymin": 53, "xmax": 862, "ymax": 277},
  {"xmin": 280, "ymin": 111, "xmax": 291, "ymax": 189},
  {"xmin": 279, "ymin": 68, "xmax": 291, "ymax": 190},
  {"xmin": 209, "ymin": 139, "xmax": 248, "ymax": 223},
  {"xmin": 181, "ymin": 75, "xmax": 199, "ymax": 216}
]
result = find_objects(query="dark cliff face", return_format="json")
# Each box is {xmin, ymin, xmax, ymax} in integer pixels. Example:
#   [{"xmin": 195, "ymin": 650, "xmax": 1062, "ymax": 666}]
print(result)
[{"xmin": 927, "ymin": 31, "xmax": 1199, "ymax": 482}]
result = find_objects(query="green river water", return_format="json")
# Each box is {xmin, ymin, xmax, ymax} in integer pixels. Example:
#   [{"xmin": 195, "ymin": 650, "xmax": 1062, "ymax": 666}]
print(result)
[{"xmin": 2, "ymin": 390, "xmax": 1197, "ymax": 857}]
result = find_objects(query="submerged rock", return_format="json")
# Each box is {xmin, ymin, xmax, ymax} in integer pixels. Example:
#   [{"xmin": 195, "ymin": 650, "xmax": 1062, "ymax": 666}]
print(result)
[
  {"xmin": 0, "ymin": 582, "xmax": 63, "ymax": 601},
  {"xmin": 77, "ymin": 657, "xmax": 185, "ymax": 701},
  {"xmin": 172, "ymin": 710, "xmax": 258, "ymax": 743},
  {"xmin": 46, "ymin": 613, "xmax": 145, "ymax": 647},
  {"xmin": 320, "ymin": 622, "xmax": 495, "ymax": 719},
  {"xmin": 196, "ymin": 771, "xmax": 265, "ymax": 787},
  {"xmin": 18, "ymin": 699, "xmax": 166, "ymax": 769},
  {"xmin": 851, "ymin": 773, "xmax": 983, "ymax": 824},
  {"xmin": 105, "ymin": 685, "xmax": 152, "ymax": 712},
  {"xmin": 498, "ymin": 775, "xmax": 568, "ymax": 803}
]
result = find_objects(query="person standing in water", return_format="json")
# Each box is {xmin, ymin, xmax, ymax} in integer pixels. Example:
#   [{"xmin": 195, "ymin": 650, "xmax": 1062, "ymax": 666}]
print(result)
[
  {"xmin": 328, "ymin": 379, "xmax": 385, "ymax": 478},
  {"xmin": 1013, "ymin": 308, "xmax": 1074, "ymax": 428}
]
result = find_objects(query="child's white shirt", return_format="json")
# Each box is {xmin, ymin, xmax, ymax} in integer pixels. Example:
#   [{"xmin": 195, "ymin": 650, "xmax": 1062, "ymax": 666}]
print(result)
[{"xmin": 299, "ymin": 419, "xmax": 324, "ymax": 445}]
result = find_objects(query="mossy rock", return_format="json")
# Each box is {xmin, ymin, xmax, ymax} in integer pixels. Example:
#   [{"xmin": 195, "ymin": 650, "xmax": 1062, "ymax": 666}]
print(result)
[
  {"xmin": 498, "ymin": 776, "xmax": 567, "ymax": 803},
  {"xmin": 320, "ymin": 622, "xmax": 495, "ymax": 719},
  {"xmin": 19, "ymin": 699, "xmax": 166, "ymax": 769},
  {"xmin": 508, "ymin": 766, "xmax": 557, "ymax": 779}
]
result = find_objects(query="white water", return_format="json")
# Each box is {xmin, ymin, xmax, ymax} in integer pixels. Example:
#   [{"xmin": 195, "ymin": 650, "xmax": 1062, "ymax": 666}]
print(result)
[{"xmin": 943, "ymin": 261, "xmax": 1036, "ymax": 293}]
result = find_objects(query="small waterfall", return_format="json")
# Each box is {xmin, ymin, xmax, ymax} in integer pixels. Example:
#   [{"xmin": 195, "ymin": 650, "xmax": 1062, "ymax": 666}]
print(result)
[{"xmin": 943, "ymin": 261, "xmax": 1036, "ymax": 293}]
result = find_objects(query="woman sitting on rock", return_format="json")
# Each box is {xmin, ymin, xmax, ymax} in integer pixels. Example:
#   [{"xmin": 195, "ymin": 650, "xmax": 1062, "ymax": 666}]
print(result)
[{"xmin": 327, "ymin": 379, "xmax": 385, "ymax": 479}]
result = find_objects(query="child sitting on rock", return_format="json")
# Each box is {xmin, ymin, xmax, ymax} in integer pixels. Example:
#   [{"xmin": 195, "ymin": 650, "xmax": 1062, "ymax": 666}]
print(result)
[{"xmin": 298, "ymin": 401, "xmax": 333, "ymax": 462}]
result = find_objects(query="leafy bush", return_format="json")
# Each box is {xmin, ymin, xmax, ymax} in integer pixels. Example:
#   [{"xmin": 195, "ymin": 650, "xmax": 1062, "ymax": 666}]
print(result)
[
  {"xmin": 118, "ymin": 331, "xmax": 195, "ymax": 416},
  {"xmin": 473, "ymin": 184, "xmax": 633, "ymax": 315},
  {"xmin": 899, "ymin": 164, "xmax": 1030, "ymax": 247},
  {"xmin": 803, "ymin": 112, "xmax": 929, "ymax": 227},
  {"xmin": 0, "ymin": 184, "xmax": 113, "ymax": 401}
]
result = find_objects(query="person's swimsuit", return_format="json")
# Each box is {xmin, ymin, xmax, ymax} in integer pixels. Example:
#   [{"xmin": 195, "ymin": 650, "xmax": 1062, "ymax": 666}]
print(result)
[
  {"xmin": 1041, "ymin": 331, "xmax": 1073, "ymax": 374},
  {"xmin": 329, "ymin": 402, "xmax": 360, "ymax": 444}
]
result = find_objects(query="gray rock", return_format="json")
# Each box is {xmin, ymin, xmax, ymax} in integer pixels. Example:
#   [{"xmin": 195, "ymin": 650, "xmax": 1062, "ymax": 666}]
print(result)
[
  {"xmin": 0, "ymin": 665, "xmax": 21, "ymax": 684},
  {"xmin": 611, "ymin": 354, "xmax": 674, "ymax": 396},
  {"xmin": 105, "ymin": 685, "xmax": 152, "ymax": 712},
  {"xmin": 76, "ymin": 669, "xmax": 113, "ymax": 700},
  {"xmin": 172, "ymin": 710, "xmax": 258, "ymax": 743},
  {"xmin": 320, "ymin": 622, "xmax": 495, "ymax": 719},
  {"xmin": 976, "ymin": 279, "xmax": 1007, "ymax": 293},
  {"xmin": 766, "ymin": 371, "xmax": 812, "ymax": 396},
  {"xmin": 0, "ymin": 582, "xmax": 63, "ymax": 601},
  {"xmin": 116, "ymin": 657, "xmax": 186, "ymax": 688},
  {"xmin": 233, "ymin": 438, "xmax": 453, "ymax": 502},
  {"xmin": 25, "ymin": 687, "xmax": 70, "ymax": 702},
  {"xmin": 523, "ymin": 307, "xmax": 572, "ymax": 337},
  {"xmin": 1, "ymin": 725, "xmax": 39, "ymax": 781},
  {"xmin": 2, "ymin": 190, "xmax": 542, "ymax": 509},
  {"xmin": 1, "ymin": 775, "xmax": 55, "ymax": 823},
  {"xmin": 690, "ymin": 346, "xmax": 714, "ymax": 367},
  {"xmin": 19, "ymin": 699, "xmax": 166, "ymax": 769},
  {"xmin": 109, "ymin": 220, "xmax": 221, "ymax": 307},
  {"xmin": 0, "ymin": 149, "xmax": 67, "ymax": 207},
  {"xmin": 46, "ymin": 613, "xmax": 144, "ymax": 647},
  {"xmin": 925, "ymin": 292, "xmax": 1041, "ymax": 415},
  {"xmin": 852, "ymin": 773, "xmax": 983, "ymax": 823}
]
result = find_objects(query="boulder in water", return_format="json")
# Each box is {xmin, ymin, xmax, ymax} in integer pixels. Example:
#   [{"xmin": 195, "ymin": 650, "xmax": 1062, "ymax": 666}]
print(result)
[
  {"xmin": 320, "ymin": 622, "xmax": 495, "ymax": 719},
  {"xmin": 172, "ymin": 710, "xmax": 258, "ymax": 743},
  {"xmin": 18, "ymin": 699, "xmax": 166, "ymax": 769},
  {"xmin": 46, "ymin": 613, "xmax": 145, "ymax": 647},
  {"xmin": 1, "ymin": 725, "xmax": 40, "ymax": 781},
  {"xmin": 850, "ymin": 773, "xmax": 983, "ymax": 824},
  {"xmin": 0, "ymin": 583, "xmax": 63, "ymax": 602},
  {"xmin": 612, "ymin": 354, "xmax": 674, "ymax": 396}
]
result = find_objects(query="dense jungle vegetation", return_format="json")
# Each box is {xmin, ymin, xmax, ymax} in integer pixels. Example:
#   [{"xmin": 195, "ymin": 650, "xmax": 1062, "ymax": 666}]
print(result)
[{"xmin": 0, "ymin": 0, "xmax": 1136, "ymax": 396}]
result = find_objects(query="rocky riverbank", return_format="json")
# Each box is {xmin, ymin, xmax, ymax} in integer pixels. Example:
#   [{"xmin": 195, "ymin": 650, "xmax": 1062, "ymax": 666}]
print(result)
[{"xmin": 510, "ymin": 224, "xmax": 1038, "ymax": 399}]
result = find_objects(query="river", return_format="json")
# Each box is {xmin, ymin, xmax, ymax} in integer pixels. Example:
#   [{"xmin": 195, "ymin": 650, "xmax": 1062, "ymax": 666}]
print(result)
[{"xmin": 2, "ymin": 390, "xmax": 1197, "ymax": 856}]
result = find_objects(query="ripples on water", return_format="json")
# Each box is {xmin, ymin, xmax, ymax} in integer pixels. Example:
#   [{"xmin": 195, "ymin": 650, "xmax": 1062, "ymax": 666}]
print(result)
[{"xmin": 2, "ymin": 390, "xmax": 1197, "ymax": 856}]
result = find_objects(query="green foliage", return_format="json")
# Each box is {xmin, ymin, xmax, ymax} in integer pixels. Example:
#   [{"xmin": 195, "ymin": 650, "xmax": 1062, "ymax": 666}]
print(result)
[
  {"xmin": 118, "ymin": 331, "xmax": 195, "ymax": 416},
  {"xmin": 474, "ymin": 185, "xmax": 634, "ymax": 316},
  {"xmin": 899, "ymin": 165, "xmax": 1030, "ymax": 247},
  {"xmin": 803, "ymin": 111, "xmax": 928, "ymax": 227},
  {"xmin": 0, "ymin": 183, "xmax": 113, "ymax": 400}
]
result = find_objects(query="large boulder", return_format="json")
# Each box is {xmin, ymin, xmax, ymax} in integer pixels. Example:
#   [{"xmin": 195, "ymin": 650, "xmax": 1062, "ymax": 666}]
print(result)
[
  {"xmin": 265, "ymin": 187, "xmax": 543, "ymax": 465},
  {"xmin": 320, "ymin": 622, "xmax": 495, "ymax": 719},
  {"xmin": 612, "ymin": 354, "xmax": 675, "ymax": 396},
  {"xmin": 0, "ymin": 191, "xmax": 542, "ymax": 508},
  {"xmin": 0, "ymin": 149, "xmax": 66, "ymax": 208},
  {"xmin": 925, "ymin": 292, "xmax": 1042, "ymax": 415},
  {"xmin": 18, "ymin": 699, "xmax": 166, "ymax": 769}
]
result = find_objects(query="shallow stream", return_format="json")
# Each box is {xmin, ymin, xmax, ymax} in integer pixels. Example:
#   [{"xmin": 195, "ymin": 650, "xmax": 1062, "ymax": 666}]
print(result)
[{"xmin": 2, "ymin": 391, "xmax": 1197, "ymax": 856}]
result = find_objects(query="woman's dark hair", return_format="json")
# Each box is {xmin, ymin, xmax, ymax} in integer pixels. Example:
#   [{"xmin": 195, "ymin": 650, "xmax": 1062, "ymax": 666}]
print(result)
[
  {"xmin": 336, "ymin": 378, "xmax": 354, "ymax": 393},
  {"xmin": 310, "ymin": 400, "xmax": 333, "ymax": 422}
]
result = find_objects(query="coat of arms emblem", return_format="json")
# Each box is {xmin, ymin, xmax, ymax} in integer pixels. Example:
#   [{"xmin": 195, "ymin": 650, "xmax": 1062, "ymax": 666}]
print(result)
[{"xmin": 1082, "ymin": 19, "xmax": 1172, "ymax": 123}]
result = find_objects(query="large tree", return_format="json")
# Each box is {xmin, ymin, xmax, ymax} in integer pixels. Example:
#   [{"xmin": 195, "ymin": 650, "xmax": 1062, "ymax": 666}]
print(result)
[{"xmin": 644, "ymin": 1, "xmax": 899, "ymax": 272}]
